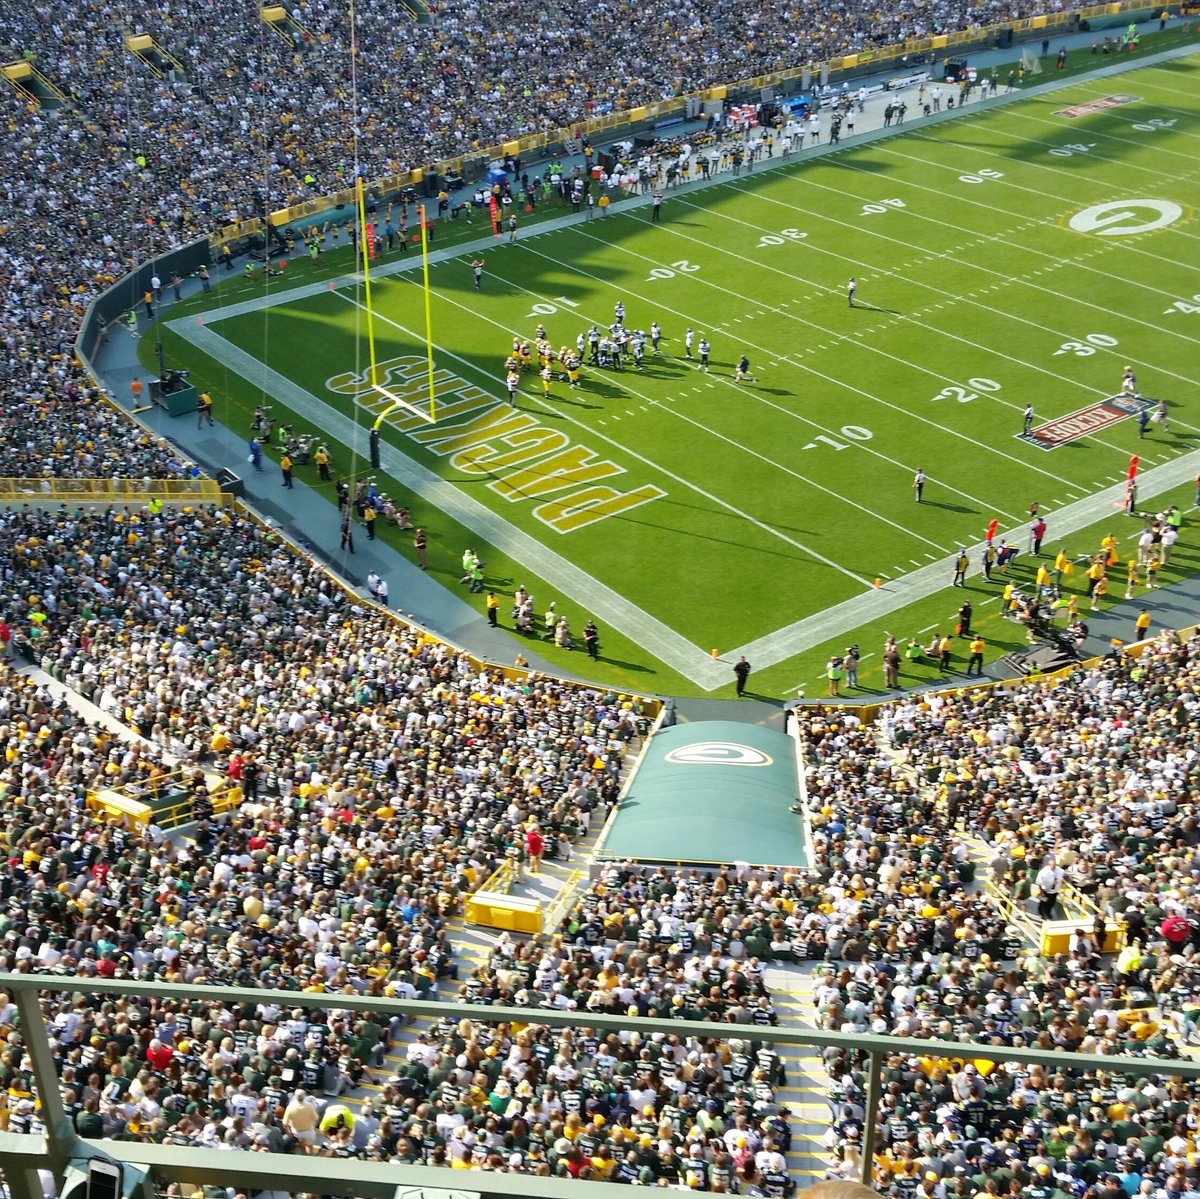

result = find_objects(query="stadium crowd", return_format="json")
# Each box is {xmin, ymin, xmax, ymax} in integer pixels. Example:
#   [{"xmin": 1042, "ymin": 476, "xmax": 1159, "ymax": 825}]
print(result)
[
  {"xmin": 0, "ymin": 0, "xmax": 1078, "ymax": 491},
  {"xmin": 4, "ymin": 0, "xmax": 1070, "ymax": 234},
  {"xmin": 3, "ymin": 0, "xmax": 1200, "ymax": 1189},
  {"xmin": 9, "ymin": 579, "xmax": 1200, "ymax": 1190},
  {"xmin": 797, "ymin": 630, "xmax": 1200, "ymax": 1190}
]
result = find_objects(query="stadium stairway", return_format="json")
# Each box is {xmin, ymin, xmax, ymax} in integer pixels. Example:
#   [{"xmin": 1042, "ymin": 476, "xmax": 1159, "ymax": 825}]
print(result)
[
  {"xmin": 764, "ymin": 962, "xmax": 837, "ymax": 1181},
  {"xmin": 343, "ymin": 821, "xmax": 605, "ymax": 1101},
  {"xmin": 337, "ymin": 809, "xmax": 840, "ymax": 1181}
]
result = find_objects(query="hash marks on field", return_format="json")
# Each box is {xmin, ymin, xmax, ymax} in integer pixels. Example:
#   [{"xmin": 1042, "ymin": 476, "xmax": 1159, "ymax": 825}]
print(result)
[
  {"xmin": 896, "ymin": 123, "xmax": 1200, "ymax": 244},
  {"xmin": 336, "ymin": 288, "xmax": 882, "ymax": 594},
  {"xmin": 725, "ymin": 171, "xmax": 1200, "ymax": 397},
  {"xmin": 555, "ymin": 225, "xmax": 1072, "ymax": 487},
  {"xmin": 646, "ymin": 198, "xmax": 1156, "ymax": 458},
  {"xmin": 833, "ymin": 134, "xmax": 1200, "ymax": 285},
  {"xmin": 468, "ymin": 227, "xmax": 1028, "ymax": 519},
  {"xmin": 1001, "ymin": 105, "xmax": 1200, "ymax": 169}
]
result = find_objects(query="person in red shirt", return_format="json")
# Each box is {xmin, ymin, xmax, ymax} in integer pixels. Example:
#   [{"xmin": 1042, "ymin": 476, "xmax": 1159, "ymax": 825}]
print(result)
[
  {"xmin": 146, "ymin": 1039, "xmax": 175, "ymax": 1071},
  {"xmin": 525, "ymin": 825, "xmax": 544, "ymax": 874}
]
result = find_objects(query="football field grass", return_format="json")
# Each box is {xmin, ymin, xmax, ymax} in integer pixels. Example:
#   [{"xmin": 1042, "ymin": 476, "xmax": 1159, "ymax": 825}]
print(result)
[{"xmin": 158, "ymin": 49, "xmax": 1200, "ymax": 698}]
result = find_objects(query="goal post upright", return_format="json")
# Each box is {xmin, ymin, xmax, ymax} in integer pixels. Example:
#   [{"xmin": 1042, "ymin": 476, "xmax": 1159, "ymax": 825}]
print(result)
[
  {"xmin": 352, "ymin": 185, "xmax": 439, "ymax": 432},
  {"xmin": 419, "ymin": 204, "xmax": 437, "ymax": 422},
  {"xmin": 356, "ymin": 177, "xmax": 380, "ymax": 389}
]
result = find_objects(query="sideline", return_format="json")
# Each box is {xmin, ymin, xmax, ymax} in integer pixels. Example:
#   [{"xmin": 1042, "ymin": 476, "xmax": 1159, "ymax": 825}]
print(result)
[
  {"xmin": 167, "ymin": 319, "xmax": 718, "ymax": 688},
  {"xmin": 168, "ymin": 42, "xmax": 1200, "ymax": 690}
]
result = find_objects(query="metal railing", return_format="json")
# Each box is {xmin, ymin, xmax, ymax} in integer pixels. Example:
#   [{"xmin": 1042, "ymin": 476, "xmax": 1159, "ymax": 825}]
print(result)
[
  {"xmin": 475, "ymin": 857, "xmax": 518, "ymax": 896},
  {"xmin": 0, "ymin": 478, "xmax": 223, "ymax": 505},
  {"xmin": 85, "ymin": 771, "xmax": 242, "ymax": 832},
  {"xmin": 3, "ymin": 973, "xmax": 1200, "ymax": 1199},
  {"xmin": 983, "ymin": 877, "xmax": 1043, "ymax": 945},
  {"xmin": 542, "ymin": 867, "xmax": 585, "ymax": 930}
]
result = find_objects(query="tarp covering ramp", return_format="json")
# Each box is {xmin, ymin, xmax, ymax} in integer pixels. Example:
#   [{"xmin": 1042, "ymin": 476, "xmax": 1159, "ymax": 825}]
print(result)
[{"xmin": 595, "ymin": 721, "xmax": 809, "ymax": 869}]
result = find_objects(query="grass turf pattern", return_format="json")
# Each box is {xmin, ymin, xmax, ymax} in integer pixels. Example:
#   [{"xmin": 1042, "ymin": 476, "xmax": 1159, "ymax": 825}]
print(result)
[{"xmin": 154, "ymin": 51, "xmax": 1200, "ymax": 698}]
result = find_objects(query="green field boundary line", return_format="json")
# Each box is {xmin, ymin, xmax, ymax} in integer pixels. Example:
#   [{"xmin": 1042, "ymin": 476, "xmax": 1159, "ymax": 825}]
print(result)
[
  {"xmin": 165, "ymin": 317, "xmax": 718, "ymax": 688},
  {"xmin": 721, "ymin": 444, "xmax": 1200, "ymax": 677}
]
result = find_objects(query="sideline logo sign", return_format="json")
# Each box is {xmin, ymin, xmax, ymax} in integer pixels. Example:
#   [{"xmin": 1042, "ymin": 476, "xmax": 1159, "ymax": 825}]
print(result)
[
  {"xmin": 1018, "ymin": 394, "xmax": 1155, "ymax": 450},
  {"xmin": 1056, "ymin": 94, "xmax": 1138, "ymax": 118}
]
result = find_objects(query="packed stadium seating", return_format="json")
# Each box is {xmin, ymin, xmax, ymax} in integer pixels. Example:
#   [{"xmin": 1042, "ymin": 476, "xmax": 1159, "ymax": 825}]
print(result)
[{"xmin": 2, "ymin": 0, "xmax": 1199, "ymax": 1190}]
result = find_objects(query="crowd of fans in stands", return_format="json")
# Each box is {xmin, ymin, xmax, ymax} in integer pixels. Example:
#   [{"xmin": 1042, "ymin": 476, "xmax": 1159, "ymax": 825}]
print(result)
[
  {"xmin": 797, "ymin": 632, "xmax": 1200, "ymax": 1191},
  {"xmin": 4, "ymin": 0, "xmax": 1070, "ymax": 233},
  {"xmin": 2, "ymin": 0, "xmax": 1199, "ymax": 1190},
  {"xmin": 0, "ymin": 0, "xmax": 1080, "ymax": 488},
  {"xmin": 8, "ymin": 579, "xmax": 1200, "ymax": 1189},
  {"xmin": 1, "ymin": 444, "xmax": 1199, "ymax": 1182}
]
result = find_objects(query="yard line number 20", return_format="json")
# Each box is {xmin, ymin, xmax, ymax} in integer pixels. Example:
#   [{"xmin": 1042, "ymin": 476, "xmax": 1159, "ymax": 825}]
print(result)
[{"xmin": 930, "ymin": 377, "xmax": 1002, "ymax": 403}]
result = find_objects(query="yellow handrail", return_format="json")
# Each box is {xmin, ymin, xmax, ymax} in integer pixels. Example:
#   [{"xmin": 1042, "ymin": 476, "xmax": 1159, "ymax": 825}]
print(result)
[
  {"xmin": 150, "ymin": 781, "xmax": 243, "ymax": 829},
  {"xmin": 983, "ymin": 878, "xmax": 1041, "ymax": 944},
  {"xmin": 475, "ymin": 858, "xmax": 517, "ymax": 896},
  {"xmin": 542, "ymin": 870, "xmax": 584, "ymax": 932},
  {"xmin": 0, "ymin": 478, "xmax": 222, "ymax": 504}
]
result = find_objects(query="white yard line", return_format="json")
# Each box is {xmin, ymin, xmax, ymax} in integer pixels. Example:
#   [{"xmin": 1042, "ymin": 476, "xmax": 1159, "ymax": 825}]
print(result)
[
  {"xmin": 720, "ymin": 444, "xmax": 1200, "ymax": 677},
  {"xmin": 168, "ymin": 45, "xmax": 1200, "ymax": 690},
  {"xmin": 525, "ymin": 228, "xmax": 1069, "ymax": 488},
  {"xmin": 662, "ymin": 195, "xmax": 1157, "ymax": 457},
  {"xmin": 878, "ymin": 138, "xmax": 1200, "ymax": 288},
  {"xmin": 331, "ymin": 290, "xmax": 879, "ymax": 588},
  {"xmin": 642, "ymin": 400, "xmax": 951, "ymax": 552},
  {"xmin": 1000, "ymin": 105, "xmax": 1200, "ymax": 165},
  {"xmin": 722, "ymin": 175, "xmax": 1200, "ymax": 404},
  {"xmin": 1073, "ymin": 70, "xmax": 1200, "ymax": 118},
  {"xmin": 411, "ymin": 241, "xmax": 1012, "ymax": 522},
  {"xmin": 564, "ymin": 224, "xmax": 1105, "ymax": 481},
  {"xmin": 896, "ymin": 126, "xmax": 1200, "ymax": 269},
  {"xmin": 166, "ymin": 315, "xmax": 722, "ymax": 689}
]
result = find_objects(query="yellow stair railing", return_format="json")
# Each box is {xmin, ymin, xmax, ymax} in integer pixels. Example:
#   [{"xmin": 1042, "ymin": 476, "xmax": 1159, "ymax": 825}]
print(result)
[{"xmin": 0, "ymin": 478, "xmax": 223, "ymax": 504}]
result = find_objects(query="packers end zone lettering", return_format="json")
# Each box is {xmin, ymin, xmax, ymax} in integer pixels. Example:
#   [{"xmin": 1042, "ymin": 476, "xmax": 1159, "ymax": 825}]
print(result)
[
  {"xmin": 326, "ymin": 355, "xmax": 665, "ymax": 533},
  {"xmin": 1018, "ymin": 394, "xmax": 1154, "ymax": 451}
]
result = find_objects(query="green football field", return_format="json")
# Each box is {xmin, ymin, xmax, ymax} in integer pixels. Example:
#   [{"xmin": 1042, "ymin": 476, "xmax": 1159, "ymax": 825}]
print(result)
[{"xmin": 158, "ymin": 49, "xmax": 1200, "ymax": 698}]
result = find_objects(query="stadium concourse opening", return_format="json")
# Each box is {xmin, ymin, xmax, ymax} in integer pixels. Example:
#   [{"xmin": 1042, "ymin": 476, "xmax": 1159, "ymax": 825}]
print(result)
[{"xmin": 594, "ymin": 721, "xmax": 810, "ymax": 868}]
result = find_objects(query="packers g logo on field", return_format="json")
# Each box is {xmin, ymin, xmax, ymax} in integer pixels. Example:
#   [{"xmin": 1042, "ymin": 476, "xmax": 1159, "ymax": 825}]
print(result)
[
  {"xmin": 664, "ymin": 743, "xmax": 773, "ymax": 767},
  {"xmin": 1066, "ymin": 199, "xmax": 1185, "ymax": 237}
]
